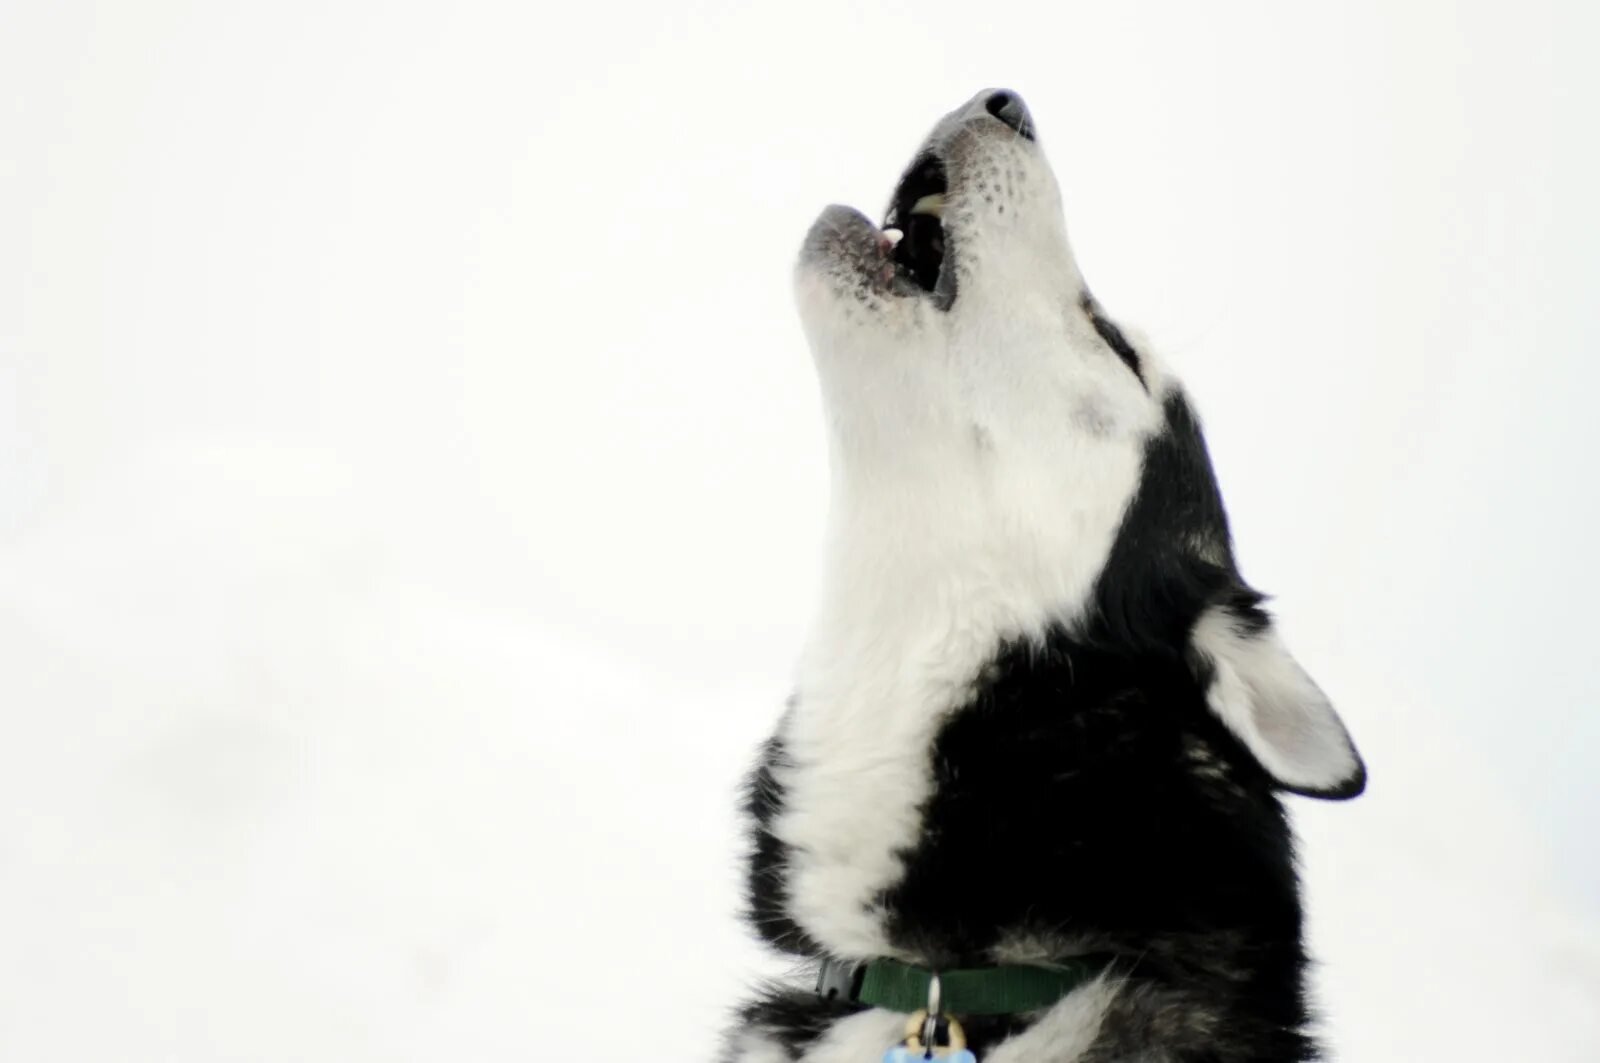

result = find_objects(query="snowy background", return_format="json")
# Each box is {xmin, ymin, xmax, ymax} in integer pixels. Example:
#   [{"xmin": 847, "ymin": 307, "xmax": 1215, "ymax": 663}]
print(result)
[{"xmin": 4, "ymin": 1, "xmax": 1599, "ymax": 1059}]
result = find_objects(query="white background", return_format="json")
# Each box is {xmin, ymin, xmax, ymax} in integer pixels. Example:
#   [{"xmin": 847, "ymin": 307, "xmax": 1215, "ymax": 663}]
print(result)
[{"xmin": 4, "ymin": 1, "xmax": 1598, "ymax": 1059}]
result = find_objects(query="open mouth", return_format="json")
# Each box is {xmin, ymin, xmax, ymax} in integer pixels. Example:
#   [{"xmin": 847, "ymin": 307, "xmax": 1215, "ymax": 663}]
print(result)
[{"xmin": 883, "ymin": 153, "xmax": 950, "ymax": 303}]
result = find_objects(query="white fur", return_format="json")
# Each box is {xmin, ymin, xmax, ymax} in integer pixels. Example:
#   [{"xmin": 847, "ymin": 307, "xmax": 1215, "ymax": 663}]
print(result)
[
  {"xmin": 983, "ymin": 977, "xmax": 1120, "ymax": 1063},
  {"xmin": 799, "ymin": 1008, "xmax": 913, "ymax": 1061},
  {"xmin": 722, "ymin": 1011, "xmax": 917, "ymax": 1063},
  {"xmin": 777, "ymin": 114, "xmax": 1166, "ymax": 958},
  {"xmin": 729, "ymin": 1028, "xmax": 801, "ymax": 1063},
  {"xmin": 1190, "ymin": 604, "xmax": 1361, "ymax": 793}
]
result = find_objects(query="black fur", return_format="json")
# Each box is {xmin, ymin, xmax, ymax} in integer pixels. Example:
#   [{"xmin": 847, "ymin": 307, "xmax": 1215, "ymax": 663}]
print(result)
[
  {"xmin": 881, "ymin": 632, "xmax": 1315, "ymax": 1062},
  {"xmin": 728, "ymin": 341, "xmax": 1331, "ymax": 1061},
  {"xmin": 743, "ymin": 733, "xmax": 819, "ymax": 957},
  {"xmin": 1084, "ymin": 293, "xmax": 1146, "ymax": 388},
  {"xmin": 1091, "ymin": 389, "xmax": 1262, "ymax": 653}
]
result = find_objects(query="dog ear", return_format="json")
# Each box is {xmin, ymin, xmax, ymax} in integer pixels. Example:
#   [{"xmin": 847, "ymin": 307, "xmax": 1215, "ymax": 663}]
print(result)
[{"xmin": 1188, "ymin": 601, "xmax": 1365, "ymax": 799}]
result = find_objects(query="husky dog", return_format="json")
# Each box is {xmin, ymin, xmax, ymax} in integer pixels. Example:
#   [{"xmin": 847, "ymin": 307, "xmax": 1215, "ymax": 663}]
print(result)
[{"xmin": 725, "ymin": 91, "xmax": 1365, "ymax": 1062}]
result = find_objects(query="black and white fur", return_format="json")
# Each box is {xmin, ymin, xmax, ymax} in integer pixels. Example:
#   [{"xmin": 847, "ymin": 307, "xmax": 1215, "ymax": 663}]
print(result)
[{"xmin": 725, "ymin": 90, "xmax": 1364, "ymax": 1063}]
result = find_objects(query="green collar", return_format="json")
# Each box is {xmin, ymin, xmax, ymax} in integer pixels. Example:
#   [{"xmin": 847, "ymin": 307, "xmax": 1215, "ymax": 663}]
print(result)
[{"xmin": 815, "ymin": 955, "xmax": 1111, "ymax": 1016}]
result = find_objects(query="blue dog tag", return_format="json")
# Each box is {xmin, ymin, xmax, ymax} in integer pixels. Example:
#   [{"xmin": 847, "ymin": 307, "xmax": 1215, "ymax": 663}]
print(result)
[{"xmin": 882, "ymin": 1048, "xmax": 977, "ymax": 1063}]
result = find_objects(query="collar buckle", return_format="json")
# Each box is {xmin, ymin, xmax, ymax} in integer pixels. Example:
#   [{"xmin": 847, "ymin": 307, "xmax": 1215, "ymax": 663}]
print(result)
[{"xmin": 816, "ymin": 958, "xmax": 865, "ymax": 1003}]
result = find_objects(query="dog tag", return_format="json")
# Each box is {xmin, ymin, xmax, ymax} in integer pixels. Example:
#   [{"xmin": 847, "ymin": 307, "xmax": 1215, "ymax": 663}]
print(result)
[
  {"xmin": 883, "ymin": 1010, "xmax": 977, "ymax": 1063},
  {"xmin": 882, "ymin": 1049, "xmax": 977, "ymax": 1063}
]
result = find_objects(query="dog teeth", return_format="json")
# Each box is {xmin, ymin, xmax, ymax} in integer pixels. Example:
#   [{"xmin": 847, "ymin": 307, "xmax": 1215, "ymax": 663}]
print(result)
[
  {"xmin": 882, "ymin": 228, "xmax": 904, "ymax": 247},
  {"xmin": 910, "ymin": 194, "xmax": 946, "ymax": 217}
]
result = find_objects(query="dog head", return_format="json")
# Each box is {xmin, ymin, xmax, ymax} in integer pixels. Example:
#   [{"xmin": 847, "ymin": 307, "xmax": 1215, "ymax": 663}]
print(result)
[{"xmin": 793, "ymin": 89, "xmax": 1363, "ymax": 799}]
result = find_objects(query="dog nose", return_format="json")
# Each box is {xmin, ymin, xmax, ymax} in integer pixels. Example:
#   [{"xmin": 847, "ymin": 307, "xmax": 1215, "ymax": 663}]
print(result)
[{"xmin": 984, "ymin": 90, "xmax": 1034, "ymax": 140}]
